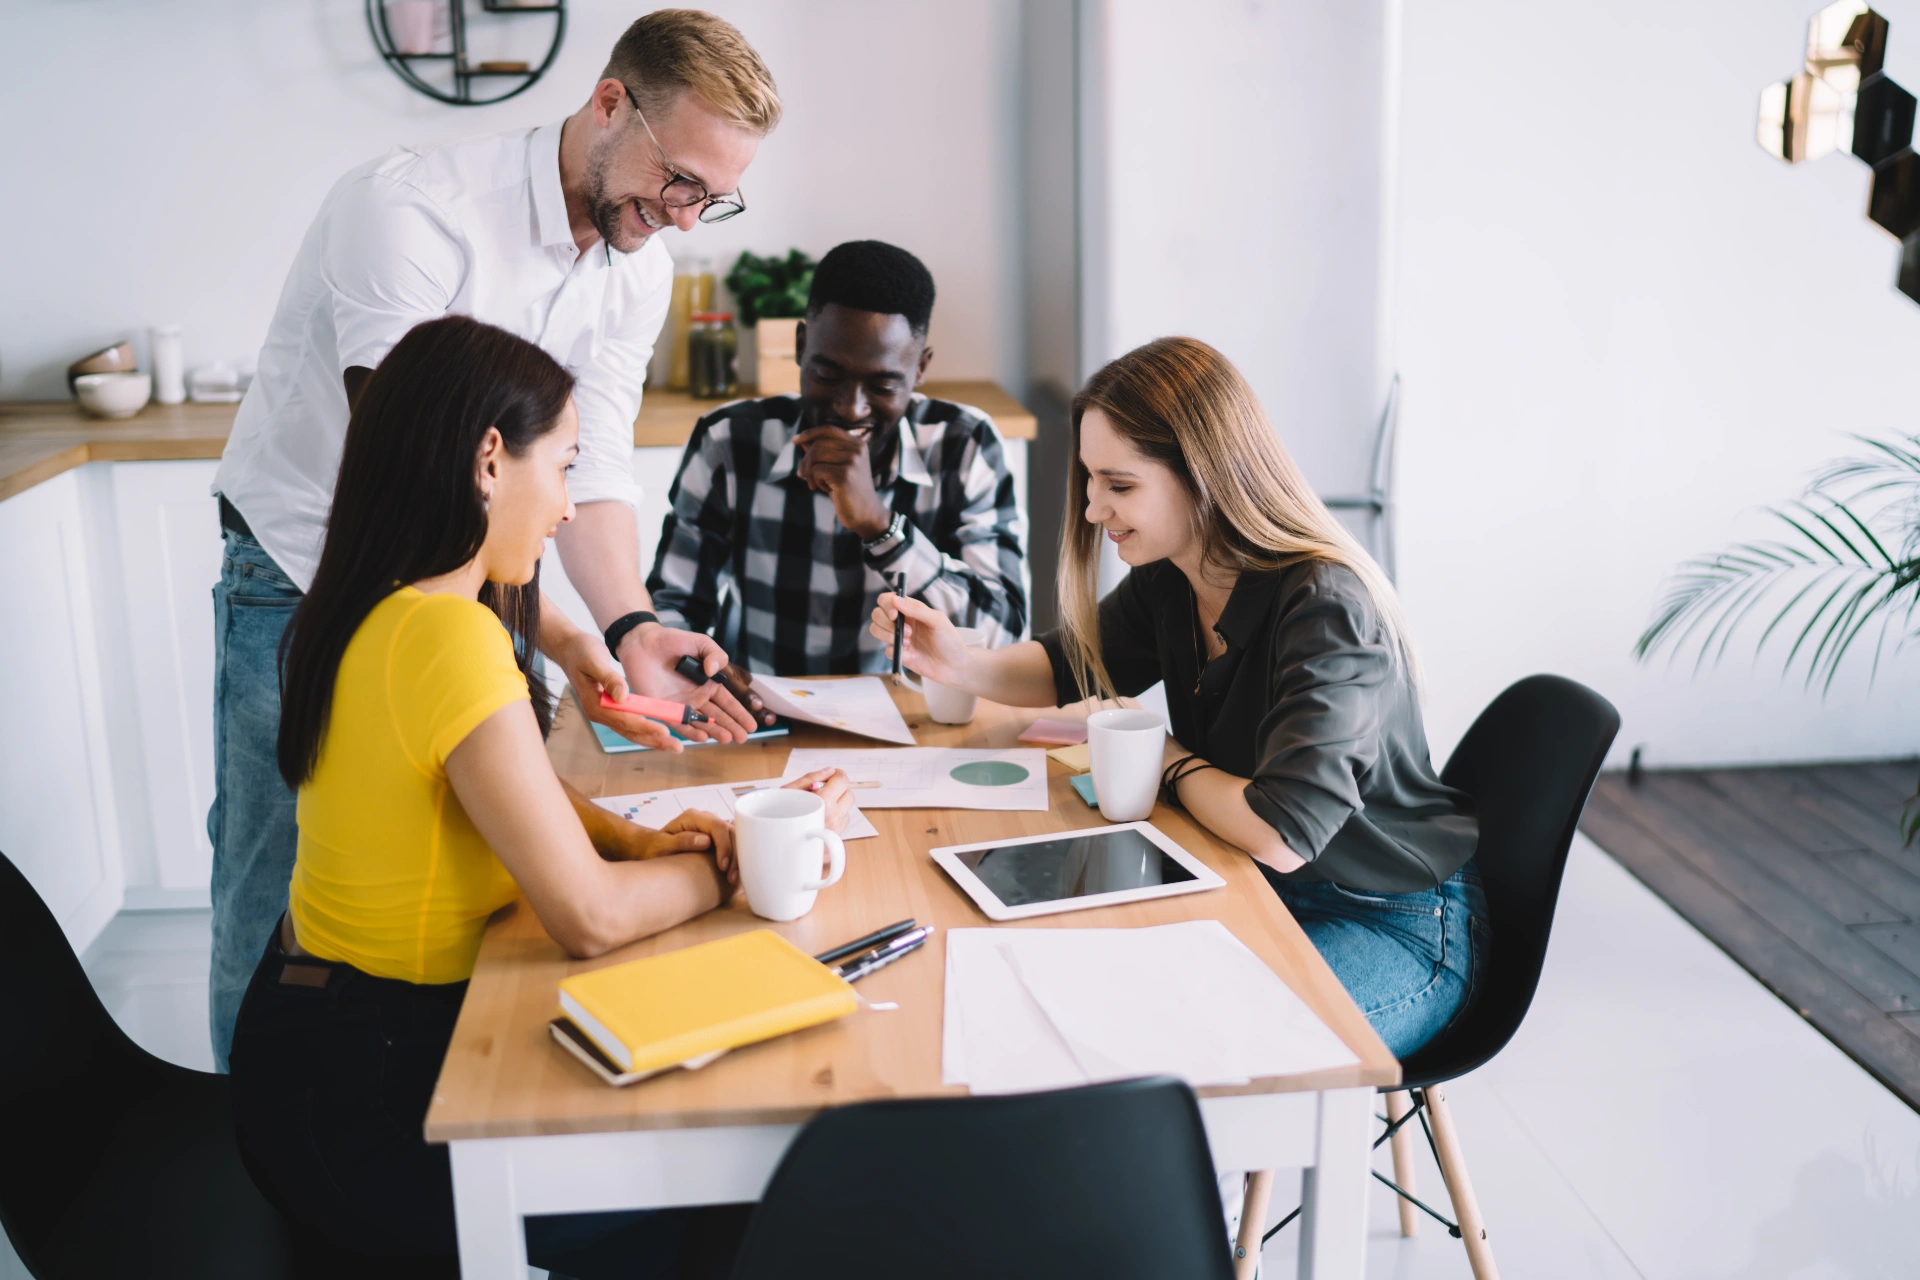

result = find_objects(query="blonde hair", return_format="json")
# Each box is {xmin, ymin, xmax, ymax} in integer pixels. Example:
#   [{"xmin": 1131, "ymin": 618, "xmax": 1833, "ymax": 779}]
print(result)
[
  {"xmin": 1059, "ymin": 337, "xmax": 1418, "ymax": 701},
  {"xmin": 604, "ymin": 9, "xmax": 782, "ymax": 136}
]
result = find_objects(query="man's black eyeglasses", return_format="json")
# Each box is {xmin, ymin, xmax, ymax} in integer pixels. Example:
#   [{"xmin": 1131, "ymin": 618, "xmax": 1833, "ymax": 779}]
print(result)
[{"xmin": 624, "ymin": 87, "xmax": 746, "ymax": 224}]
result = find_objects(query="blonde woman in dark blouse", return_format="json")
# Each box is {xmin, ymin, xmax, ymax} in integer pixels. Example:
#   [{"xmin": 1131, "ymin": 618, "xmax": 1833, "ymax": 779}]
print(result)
[{"xmin": 872, "ymin": 337, "xmax": 1485, "ymax": 1056}]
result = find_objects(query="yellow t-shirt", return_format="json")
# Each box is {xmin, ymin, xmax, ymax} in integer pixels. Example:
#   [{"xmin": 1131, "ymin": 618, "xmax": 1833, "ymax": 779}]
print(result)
[{"xmin": 289, "ymin": 587, "xmax": 531, "ymax": 984}]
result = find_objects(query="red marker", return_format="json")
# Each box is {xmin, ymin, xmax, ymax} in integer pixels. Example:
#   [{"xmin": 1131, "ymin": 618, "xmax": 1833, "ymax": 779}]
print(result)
[{"xmin": 599, "ymin": 691, "xmax": 710, "ymax": 726}]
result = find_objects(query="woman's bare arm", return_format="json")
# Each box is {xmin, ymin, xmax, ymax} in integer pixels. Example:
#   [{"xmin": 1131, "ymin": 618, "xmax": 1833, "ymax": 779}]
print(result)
[
  {"xmin": 1170, "ymin": 758, "xmax": 1307, "ymax": 875},
  {"xmin": 448, "ymin": 701, "xmax": 729, "ymax": 957}
]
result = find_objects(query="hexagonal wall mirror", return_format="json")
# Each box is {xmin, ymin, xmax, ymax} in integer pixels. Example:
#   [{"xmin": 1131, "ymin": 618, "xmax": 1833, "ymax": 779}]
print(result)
[{"xmin": 1760, "ymin": 3, "xmax": 1920, "ymax": 304}]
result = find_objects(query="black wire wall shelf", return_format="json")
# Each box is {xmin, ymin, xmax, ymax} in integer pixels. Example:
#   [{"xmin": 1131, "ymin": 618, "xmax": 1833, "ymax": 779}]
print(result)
[{"xmin": 367, "ymin": 0, "xmax": 567, "ymax": 107}]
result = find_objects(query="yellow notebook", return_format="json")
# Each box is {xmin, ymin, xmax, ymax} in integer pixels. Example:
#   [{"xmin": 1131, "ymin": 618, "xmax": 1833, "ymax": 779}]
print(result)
[{"xmin": 557, "ymin": 930, "xmax": 858, "ymax": 1075}]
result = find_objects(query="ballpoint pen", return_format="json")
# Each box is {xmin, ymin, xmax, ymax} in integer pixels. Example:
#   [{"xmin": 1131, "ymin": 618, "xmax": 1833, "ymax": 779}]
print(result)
[
  {"xmin": 888, "ymin": 572, "xmax": 906, "ymax": 683},
  {"xmin": 831, "ymin": 926, "xmax": 933, "ymax": 981},
  {"xmin": 813, "ymin": 919, "xmax": 917, "ymax": 966},
  {"xmin": 598, "ymin": 691, "xmax": 709, "ymax": 726}
]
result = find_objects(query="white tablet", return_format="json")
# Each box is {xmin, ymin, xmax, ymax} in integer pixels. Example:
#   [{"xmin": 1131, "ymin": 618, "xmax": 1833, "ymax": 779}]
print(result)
[{"xmin": 930, "ymin": 822, "xmax": 1225, "ymax": 921}]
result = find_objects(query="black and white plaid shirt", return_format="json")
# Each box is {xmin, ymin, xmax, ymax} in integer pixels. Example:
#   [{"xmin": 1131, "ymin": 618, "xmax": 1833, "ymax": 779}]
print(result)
[{"xmin": 647, "ymin": 393, "xmax": 1029, "ymax": 675}]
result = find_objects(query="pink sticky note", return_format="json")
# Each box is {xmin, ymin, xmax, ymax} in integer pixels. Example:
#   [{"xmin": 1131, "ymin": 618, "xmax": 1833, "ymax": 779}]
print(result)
[{"xmin": 1018, "ymin": 717, "xmax": 1089, "ymax": 746}]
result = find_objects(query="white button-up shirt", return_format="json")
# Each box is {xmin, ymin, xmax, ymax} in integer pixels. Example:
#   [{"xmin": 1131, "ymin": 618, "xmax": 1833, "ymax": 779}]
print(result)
[{"xmin": 214, "ymin": 120, "xmax": 671, "ymax": 590}]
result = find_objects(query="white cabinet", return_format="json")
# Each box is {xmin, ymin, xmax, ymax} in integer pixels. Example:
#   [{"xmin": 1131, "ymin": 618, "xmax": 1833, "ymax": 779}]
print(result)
[
  {"xmin": 0, "ymin": 471, "xmax": 124, "ymax": 954},
  {"xmin": 106, "ymin": 461, "xmax": 224, "ymax": 900}
]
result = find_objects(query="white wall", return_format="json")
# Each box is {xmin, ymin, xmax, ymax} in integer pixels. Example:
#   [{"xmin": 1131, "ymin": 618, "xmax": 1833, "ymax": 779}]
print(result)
[
  {"xmin": 0, "ymin": 0, "xmax": 1024, "ymax": 400},
  {"xmin": 1396, "ymin": 0, "xmax": 1920, "ymax": 768},
  {"xmin": 1082, "ymin": 0, "xmax": 1394, "ymax": 497}
]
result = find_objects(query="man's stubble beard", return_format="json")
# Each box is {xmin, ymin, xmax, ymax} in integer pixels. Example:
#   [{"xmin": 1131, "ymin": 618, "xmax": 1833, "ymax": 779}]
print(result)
[{"xmin": 583, "ymin": 138, "xmax": 658, "ymax": 254}]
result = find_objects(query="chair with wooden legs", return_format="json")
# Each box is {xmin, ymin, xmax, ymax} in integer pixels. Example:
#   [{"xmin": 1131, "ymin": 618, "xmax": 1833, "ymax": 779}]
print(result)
[{"xmin": 1235, "ymin": 674, "xmax": 1620, "ymax": 1280}]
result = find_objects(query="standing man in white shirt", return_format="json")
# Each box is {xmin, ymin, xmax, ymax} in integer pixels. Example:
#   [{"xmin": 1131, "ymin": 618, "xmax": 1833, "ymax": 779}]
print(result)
[{"xmin": 206, "ymin": 9, "xmax": 779, "ymax": 1069}]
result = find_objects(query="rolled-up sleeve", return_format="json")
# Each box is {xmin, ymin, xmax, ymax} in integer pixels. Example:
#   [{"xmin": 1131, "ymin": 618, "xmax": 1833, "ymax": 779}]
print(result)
[
  {"xmin": 1242, "ymin": 581, "xmax": 1390, "ymax": 861},
  {"xmin": 1035, "ymin": 564, "xmax": 1168, "ymax": 706},
  {"xmin": 871, "ymin": 419, "xmax": 1028, "ymax": 646}
]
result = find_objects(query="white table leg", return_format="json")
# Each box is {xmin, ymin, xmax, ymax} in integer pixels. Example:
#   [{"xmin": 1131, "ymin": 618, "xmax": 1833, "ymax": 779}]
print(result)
[
  {"xmin": 1296, "ymin": 1087, "xmax": 1372, "ymax": 1279},
  {"xmin": 450, "ymin": 1140, "xmax": 529, "ymax": 1280}
]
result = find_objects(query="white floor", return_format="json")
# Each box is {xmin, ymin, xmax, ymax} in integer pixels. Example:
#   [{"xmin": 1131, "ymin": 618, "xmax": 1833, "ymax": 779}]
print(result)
[
  {"xmin": 1254, "ymin": 836, "xmax": 1920, "ymax": 1279},
  {"xmin": 8, "ymin": 836, "xmax": 1920, "ymax": 1279}
]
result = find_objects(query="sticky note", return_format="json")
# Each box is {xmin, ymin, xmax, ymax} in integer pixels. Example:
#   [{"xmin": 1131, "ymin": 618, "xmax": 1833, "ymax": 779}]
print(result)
[
  {"xmin": 1018, "ymin": 717, "xmax": 1089, "ymax": 746},
  {"xmin": 1047, "ymin": 743, "xmax": 1091, "ymax": 771}
]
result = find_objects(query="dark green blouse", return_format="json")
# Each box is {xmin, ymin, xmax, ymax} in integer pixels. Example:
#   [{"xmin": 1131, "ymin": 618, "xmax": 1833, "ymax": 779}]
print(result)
[{"xmin": 1037, "ymin": 559, "xmax": 1478, "ymax": 893}]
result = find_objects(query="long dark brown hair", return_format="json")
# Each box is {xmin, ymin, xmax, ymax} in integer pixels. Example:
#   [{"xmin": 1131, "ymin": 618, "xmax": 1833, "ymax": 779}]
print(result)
[{"xmin": 276, "ymin": 315, "xmax": 576, "ymax": 788}]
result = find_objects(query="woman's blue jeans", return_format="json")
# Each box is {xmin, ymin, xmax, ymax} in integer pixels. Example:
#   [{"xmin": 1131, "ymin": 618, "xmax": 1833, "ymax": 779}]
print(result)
[{"xmin": 1261, "ymin": 860, "xmax": 1490, "ymax": 1060}]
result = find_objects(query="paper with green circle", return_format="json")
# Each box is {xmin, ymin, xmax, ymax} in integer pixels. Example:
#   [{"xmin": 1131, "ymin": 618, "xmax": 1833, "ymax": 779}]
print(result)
[{"xmin": 949, "ymin": 760, "xmax": 1032, "ymax": 787}]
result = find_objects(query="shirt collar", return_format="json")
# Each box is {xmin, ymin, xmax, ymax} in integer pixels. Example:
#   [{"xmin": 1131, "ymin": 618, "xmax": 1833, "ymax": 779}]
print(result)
[
  {"xmin": 529, "ymin": 121, "xmax": 573, "ymax": 250},
  {"xmin": 763, "ymin": 395, "xmax": 934, "ymax": 487}
]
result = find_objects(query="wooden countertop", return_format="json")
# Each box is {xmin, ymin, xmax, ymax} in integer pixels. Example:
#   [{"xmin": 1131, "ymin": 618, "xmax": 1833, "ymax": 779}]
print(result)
[{"xmin": 0, "ymin": 381, "xmax": 1037, "ymax": 504}]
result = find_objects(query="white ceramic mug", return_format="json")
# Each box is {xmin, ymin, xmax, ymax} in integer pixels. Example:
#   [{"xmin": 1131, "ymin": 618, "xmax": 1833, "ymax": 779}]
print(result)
[
  {"xmin": 901, "ymin": 627, "xmax": 987, "ymax": 724},
  {"xmin": 1086, "ymin": 708, "xmax": 1167, "ymax": 823},
  {"xmin": 734, "ymin": 788, "xmax": 846, "ymax": 922}
]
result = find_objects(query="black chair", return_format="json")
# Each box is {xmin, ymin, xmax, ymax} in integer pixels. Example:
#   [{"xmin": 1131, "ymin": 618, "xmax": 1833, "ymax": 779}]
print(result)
[
  {"xmin": 1244, "ymin": 674, "xmax": 1619, "ymax": 1279},
  {"xmin": 728, "ymin": 1076, "xmax": 1236, "ymax": 1280},
  {"xmin": 0, "ymin": 850, "xmax": 299, "ymax": 1279}
]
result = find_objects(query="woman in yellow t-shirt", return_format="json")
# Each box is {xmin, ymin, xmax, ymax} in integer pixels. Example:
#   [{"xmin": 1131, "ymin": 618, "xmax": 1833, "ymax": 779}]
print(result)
[{"xmin": 228, "ymin": 316, "xmax": 850, "ymax": 1277}]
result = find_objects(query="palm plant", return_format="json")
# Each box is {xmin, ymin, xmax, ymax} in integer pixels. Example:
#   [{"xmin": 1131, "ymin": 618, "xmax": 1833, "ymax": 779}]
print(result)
[{"xmin": 1634, "ymin": 432, "xmax": 1920, "ymax": 842}]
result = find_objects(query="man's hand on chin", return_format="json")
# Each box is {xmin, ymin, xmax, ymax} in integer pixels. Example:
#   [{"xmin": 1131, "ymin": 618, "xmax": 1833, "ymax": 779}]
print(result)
[{"xmin": 793, "ymin": 425, "xmax": 892, "ymax": 541}]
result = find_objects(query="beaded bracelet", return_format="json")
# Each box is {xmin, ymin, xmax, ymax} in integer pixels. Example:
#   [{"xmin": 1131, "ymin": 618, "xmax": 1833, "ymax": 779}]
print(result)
[{"xmin": 1159, "ymin": 755, "xmax": 1217, "ymax": 811}]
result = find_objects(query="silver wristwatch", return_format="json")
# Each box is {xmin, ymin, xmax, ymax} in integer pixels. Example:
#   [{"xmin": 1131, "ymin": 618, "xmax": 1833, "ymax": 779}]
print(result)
[{"xmin": 863, "ymin": 510, "xmax": 908, "ymax": 555}]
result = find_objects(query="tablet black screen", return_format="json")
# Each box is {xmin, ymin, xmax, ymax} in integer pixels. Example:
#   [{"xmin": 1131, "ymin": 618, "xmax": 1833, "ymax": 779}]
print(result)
[{"xmin": 954, "ymin": 828, "xmax": 1196, "ymax": 908}]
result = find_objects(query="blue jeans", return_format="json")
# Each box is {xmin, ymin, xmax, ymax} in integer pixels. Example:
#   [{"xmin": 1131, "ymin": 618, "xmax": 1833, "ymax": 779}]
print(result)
[
  {"xmin": 1263, "ymin": 860, "xmax": 1490, "ymax": 1060},
  {"xmin": 207, "ymin": 528, "xmax": 303, "ymax": 1071}
]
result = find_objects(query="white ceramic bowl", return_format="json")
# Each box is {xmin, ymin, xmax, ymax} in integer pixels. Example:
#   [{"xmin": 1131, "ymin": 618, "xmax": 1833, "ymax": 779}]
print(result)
[{"xmin": 75, "ymin": 371, "xmax": 152, "ymax": 418}]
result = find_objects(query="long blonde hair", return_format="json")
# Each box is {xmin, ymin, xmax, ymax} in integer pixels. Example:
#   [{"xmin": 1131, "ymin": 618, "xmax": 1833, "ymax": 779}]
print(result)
[{"xmin": 1059, "ymin": 337, "xmax": 1417, "ymax": 701}]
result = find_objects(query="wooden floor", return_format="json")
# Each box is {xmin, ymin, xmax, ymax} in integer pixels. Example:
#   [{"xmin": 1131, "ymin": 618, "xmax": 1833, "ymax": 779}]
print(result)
[{"xmin": 1581, "ymin": 759, "xmax": 1920, "ymax": 1113}]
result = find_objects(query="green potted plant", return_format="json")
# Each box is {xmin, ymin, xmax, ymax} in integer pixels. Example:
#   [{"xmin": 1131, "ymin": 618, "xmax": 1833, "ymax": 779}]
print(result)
[
  {"xmin": 725, "ymin": 249, "xmax": 815, "ymax": 395},
  {"xmin": 1635, "ymin": 431, "xmax": 1920, "ymax": 839}
]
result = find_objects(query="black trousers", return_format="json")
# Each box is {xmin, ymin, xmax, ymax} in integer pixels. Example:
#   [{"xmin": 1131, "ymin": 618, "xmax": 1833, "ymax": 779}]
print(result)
[{"xmin": 229, "ymin": 929, "xmax": 746, "ymax": 1278}]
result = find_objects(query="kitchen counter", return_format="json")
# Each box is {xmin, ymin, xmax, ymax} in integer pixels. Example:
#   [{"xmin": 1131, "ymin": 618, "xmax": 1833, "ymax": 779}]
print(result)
[{"xmin": 0, "ymin": 381, "xmax": 1038, "ymax": 503}]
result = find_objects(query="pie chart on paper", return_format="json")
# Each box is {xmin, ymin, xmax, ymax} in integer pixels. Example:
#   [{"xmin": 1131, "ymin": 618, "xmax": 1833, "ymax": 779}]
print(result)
[{"xmin": 949, "ymin": 761, "xmax": 1032, "ymax": 787}]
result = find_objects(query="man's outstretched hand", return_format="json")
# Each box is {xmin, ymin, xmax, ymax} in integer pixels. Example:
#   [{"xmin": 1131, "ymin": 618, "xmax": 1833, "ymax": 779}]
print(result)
[{"xmin": 614, "ymin": 622, "xmax": 762, "ymax": 742}]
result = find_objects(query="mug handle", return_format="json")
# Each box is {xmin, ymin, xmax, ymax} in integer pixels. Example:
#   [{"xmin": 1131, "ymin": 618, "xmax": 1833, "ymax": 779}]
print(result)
[{"xmin": 802, "ymin": 829, "xmax": 846, "ymax": 890}]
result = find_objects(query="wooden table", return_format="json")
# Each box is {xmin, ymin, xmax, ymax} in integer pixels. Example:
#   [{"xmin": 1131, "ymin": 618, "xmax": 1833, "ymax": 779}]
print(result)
[{"xmin": 427, "ymin": 686, "xmax": 1397, "ymax": 1278}]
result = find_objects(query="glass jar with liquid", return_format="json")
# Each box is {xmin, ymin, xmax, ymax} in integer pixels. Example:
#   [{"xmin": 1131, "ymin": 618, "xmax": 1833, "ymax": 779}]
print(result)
[
  {"xmin": 666, "ymin": 257, "xmax": 716, "ymax": 390},
  {"xmin": 688, "ymin": 312, "xmax": 738, "ymax": 398}
]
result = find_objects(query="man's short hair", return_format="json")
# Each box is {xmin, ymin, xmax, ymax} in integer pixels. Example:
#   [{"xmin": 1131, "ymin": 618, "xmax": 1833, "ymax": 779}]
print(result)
[
  {"xmin": 604, "ymin": 10, "xmax": 782, "ymax": 136},
  {"xmin": 806, "ymin": 241, "xmax": 937, "ymax": 338}
]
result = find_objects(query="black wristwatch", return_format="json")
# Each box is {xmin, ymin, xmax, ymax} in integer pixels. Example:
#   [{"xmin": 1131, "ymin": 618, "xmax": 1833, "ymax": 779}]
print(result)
[{"xmin": 603, "ymin": 610, "xmax": 659, "ymax": 657}]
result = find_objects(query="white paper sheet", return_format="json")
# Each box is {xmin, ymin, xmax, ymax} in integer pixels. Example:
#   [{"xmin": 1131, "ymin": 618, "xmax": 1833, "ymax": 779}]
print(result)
[
  {"xmin": 942, "ymin": 923, "xmax": 1359, "ymax": 1094},
  {"xmin": 749, "ymin": 675, "xmax": 917, "ymax": 745},
  {"xmin": 594, "ymin": 779, "xmax": 880, "ymax": 841},
  {"xmin": 943, "ymin": 930, "xmax": 1089, "ymax": 1092},
  {"xmin": 781, "ymin": 748, "xmax": 1050, "ymax": 811}
]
